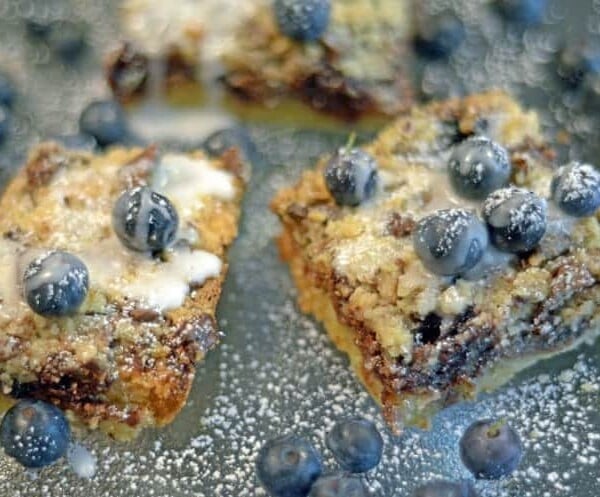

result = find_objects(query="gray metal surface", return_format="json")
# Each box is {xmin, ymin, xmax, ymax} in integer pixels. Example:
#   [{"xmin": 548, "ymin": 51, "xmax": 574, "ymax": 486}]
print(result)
[{"xmin": 0, "ymin": 1, "xmax": 598, "ymax": 496}]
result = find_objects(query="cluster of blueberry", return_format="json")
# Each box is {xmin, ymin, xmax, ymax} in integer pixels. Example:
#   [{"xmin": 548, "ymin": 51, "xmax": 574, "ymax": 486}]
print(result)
[
  {"xmin": 255, "ymin": 417, "xmax": 523, "ymax": 497},
  {"xmin": 25, "ymin": 18, "xmax": 88, "ymax": 63},
  {"xmin": 256, "ymin": 417, "xmax": 383, "ymax": 497},
  {"xmin": 323, "ymin": 136, "xmax": 600, "ymax": 279},
  {"xmin": 22, "ymin": 185, "xmax": 179, "ymax": 319},
  {"xmin": 413, "ymin": 0, "xmax": 547, "ymax": 61},
  {"xmin": 272, "ymin": 0, "xmax": 547, "ymax": 60}
]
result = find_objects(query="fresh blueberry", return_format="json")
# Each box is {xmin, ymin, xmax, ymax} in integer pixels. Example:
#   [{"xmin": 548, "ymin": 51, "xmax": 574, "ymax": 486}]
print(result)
[
  {"xmin": 557, "ymin": 40, "xmax": 600, "ymax": 89},
  {"xmin": 112, "ymin": 186, "xmax": 179, "ymax": 252},
  {"xmin": 23, "ymin": 251, "xmax": 89, "ymax": 317},
  {"xmin": 46, "ymin": 20, "xmax": 87, "ymax": 62},
  {"xmin": 79, "ymin": 100, "xmax": 129, "ymax": 148},
  {"xmin": 414, "ymin": 12, "xmax": 466, "ymax": 60},
  {"xmin": 448, "ymin": 136, "xmax": 511, "ymax": 200},
  {"xmin": 274, "ymin": 0, "xmax": 331, "ymax": 42},
  {"xmin": 202, "ymin": 127, "xmax": 254, "ymax": 162},
  {"xmin": 52, "ymin": 133, "xmax": 98, "ymax": 152},
  {"xmin": 494, "ymin": 0, "xmax": 547, "ymax": 26},
  {"xmin": 460, "ymin": 419, "xmax": 523, "ymax": 479},
  {"xmin": 308, "ymin": 473, "xmax": 369, "ymax": 497},
  {"xmin": 0, "ymin": 105, "xmax": 10, "ymax": 145},
  {"xmin": 413, "ymin": 480, "xmax": 478, "ymax": 497},
  {"xmin": 256, "ymin": 434, "xmax": 322, "ymax": 497},
  {"xmin": 0, "ymin": 71, "xmax": 16, "ymax": 109},
  {"xmin": 0, "ymin": 399, "xmax": 70, "ymax": 469},
  {"xmin": 324, "ymin": 148, "xmax": 379, "ymax": 207},
  {"xmin": 326, "ymin": 417, "xmax": 383, "ymax": 473},
  {"xmin": 482, "ymin": 187, "xmax": 547, "ymax": 253},
  {"xmin": 413, "ymin": 209, "xmax": 489, "ymax": 277},
  {"xmin": 551, "ymin": 162, "xmax": 600, "ymax": 217}
]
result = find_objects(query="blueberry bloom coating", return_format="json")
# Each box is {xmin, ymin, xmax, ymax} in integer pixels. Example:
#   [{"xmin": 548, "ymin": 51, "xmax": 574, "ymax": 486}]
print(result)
[
  {"xmin": 460, "ymin": 419, "xmax": 523, "ymax": 479},
  {"xmin": 23, "ymin": 251, "xmax": 89, "ymax": 317},
  {"xmin": 448, "ymin": 136, "xmax": 511, "ymax": 200},
  {"xmin": 326, "ymin": 417, "xmax": 383, "ymax": 473},
  {"xmin": 414, "ymin": 12, "xmax": 466, "ymax": 60},
  {"xmin": 551, "ymin": 162, "xmax": 600, "ymax": 217},
  {"xmin": 414, "ymin": 209, "xmax": 489, "ymax": 277},
  {"xmin": 324, "ymin": 148, "xmax": 379, "ymax": 207},
  {"xmin": 256, "ymin": 434, "xmax": 322, "ymax": 497},
  {"xmin": 274, "ymin": 0, "xmax": 331, "ymax": 42},
  {"xmin": 112, "ymin": 186, "xmax": 179, "ymax": 252},
  {"xmin": 79, "ymin": 100, "xmax": 129, "ymax": 148},
  {"xmin": 482, "ymin": 187, "xmax": 547, "ymax": 253},
  {"xmin": 0, "ymin": 400, "xmax": 71, "ymax": 469}
]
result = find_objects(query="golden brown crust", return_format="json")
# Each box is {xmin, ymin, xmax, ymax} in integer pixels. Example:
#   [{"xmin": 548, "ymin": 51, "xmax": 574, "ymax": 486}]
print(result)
[
  {"xmin": 0, "ymin": 144, "xmax": 246, "ymax": 439},
  {"xmin": 272, "ymin": 91, "xmax": 600, "ymax": 431}
]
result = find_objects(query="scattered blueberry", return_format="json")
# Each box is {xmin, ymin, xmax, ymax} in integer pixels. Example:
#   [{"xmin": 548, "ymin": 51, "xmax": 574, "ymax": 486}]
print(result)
[
  {"xmin": 0, "ymin": 105, "xmax": 10, "ymax": 145},
  {"xmin": 551, "ymin": 162, "xmax": 600, "ymax": 217},
  {"xmin": 459, "ymin": 419, "xmax": 523, "ymax": 479},
  {"xmin": 46, "ymin": 20, "xmax": 87, "ymax": 62},
  {"xmin": 79, "ymin": 100, "xmax": 129, "ymax": 148},
  {"xmin": 256, "ymin": 434, "xmax": 322, "ymax": 497},
  {"xmin": 413, "ymin": 480, "xmax": 478, "ymax": 497},
  {"xmin": 23, "ymin": 251, "xmax": 89, "ymax": 317},
  {"xmin": 494, "ymin": 0, "xmax": 547, "ymax": 26},
  {"xmin": 556, "ymin": 40, "xmax": 600, "ymax": 89},
  {"xmin": 324, "ymin": 148, "xmax": 379, "ymax": 207},
  {"xmin": 0, "ymin": 399, "xmax": 70, "ymax": 469},
  {"xmin": 274, "ymin": 0, "xmax": 331, "ymax": 42},
  {"xmin": 482, "ymin": 187, "xmax": 547, "ymax": 253},
  {"xmin": 414, "ymin": 12, "xmax": 466, "ymax": 60},
  {"xmin": 414, "ymin": 209, "xmax": 489, "ymax": 277},
  {"xmin": 0, "ymin": 71, "xmax": 16, "ymax": 109},
  {"xmin": 112, "ymin": 186, "xmax": 179, "ymax": 252},
  {"xmin": 52, "ymin": 133, "xmax": 98, "ymax": 152},
  {"xmin": 326, "ymin": 417, "xmax": 383, "ymax": 473},
  {"xmin": 202, "ymin": 127, "xmax": 254, "ymax": 162},
  {"xmin": 308, "ymin": 473, "xmax": 369, "ymax": 497},
  {"xmin": 448, "ymin": 136, "xmax": 511, "ymax": 200}
]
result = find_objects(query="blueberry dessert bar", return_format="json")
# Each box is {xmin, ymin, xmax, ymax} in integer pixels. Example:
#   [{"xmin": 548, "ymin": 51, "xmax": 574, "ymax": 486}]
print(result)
[
  {"xmin": 220, "ymin": 0, "xmax": 414, "ymax": 121},
  {"xmin": 0, "ymin": 142, "xmax": 246, "ymax": 439},
  {"xmin": 272, "ymin": 91, "xmax": 600, "ymax": 432},
  {"xmin": 108, "ymin": 0, "xmax": 414, "ymax": 121}
]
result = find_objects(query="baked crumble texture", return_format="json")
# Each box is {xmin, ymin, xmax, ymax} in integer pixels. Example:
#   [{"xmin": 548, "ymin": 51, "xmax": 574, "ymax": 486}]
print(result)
[
  {"xmin": 221, "ymin": 0, "xmax": 413, "ymax": 121},
  {"xmin": 0, "ymin": 144, "xmax": 245, "ymax": 439},
  {"xmin": 272, "ymin": 91, "xmax": 600, "ymax": 432}
]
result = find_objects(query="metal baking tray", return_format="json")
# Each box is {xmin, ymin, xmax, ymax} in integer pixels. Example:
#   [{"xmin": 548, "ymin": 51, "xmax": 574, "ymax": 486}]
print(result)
[{"xmin": 0, "ymin": 0, "xmax": 598, "ymax": 496}]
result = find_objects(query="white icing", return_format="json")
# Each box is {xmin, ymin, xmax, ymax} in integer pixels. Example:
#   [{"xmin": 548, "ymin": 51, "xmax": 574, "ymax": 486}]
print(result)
[
  {"xmin": 119, "ymin": 249, "xmax": 222, "ymax": 310},
  {"xmin": 152, "ymin": 154, "xmax": 236, "ymax": 216},
  {"xmin": 80, "ymin": 237, "xmax": 222, "ymax": 311}
]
